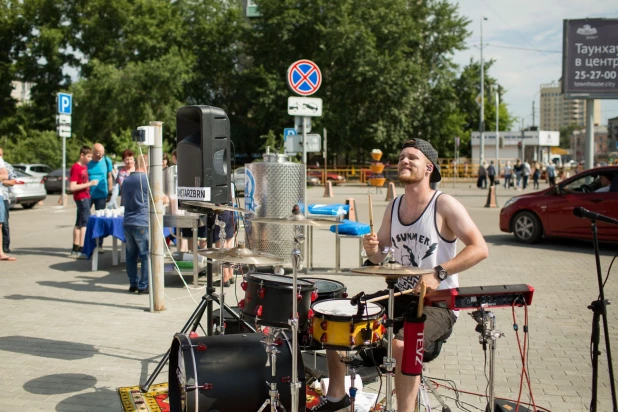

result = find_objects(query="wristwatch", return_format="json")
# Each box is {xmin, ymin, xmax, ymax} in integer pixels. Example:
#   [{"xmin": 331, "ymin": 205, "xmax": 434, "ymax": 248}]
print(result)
[{"xmin": 434, "ymin": 265, "xmax": 448, "ymax": 281}]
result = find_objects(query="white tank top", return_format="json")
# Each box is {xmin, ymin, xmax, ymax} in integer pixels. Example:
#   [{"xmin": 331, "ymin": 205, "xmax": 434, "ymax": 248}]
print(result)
[{"xmin": 391, "ymin": 191, "xmax": 458, "ymax": 292}]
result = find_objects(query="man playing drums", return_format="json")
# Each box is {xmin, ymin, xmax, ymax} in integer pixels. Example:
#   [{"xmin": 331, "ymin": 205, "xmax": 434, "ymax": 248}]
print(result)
[{"xmin": 312, "ymin": 139, "xmax": 489, "ymax": 412}]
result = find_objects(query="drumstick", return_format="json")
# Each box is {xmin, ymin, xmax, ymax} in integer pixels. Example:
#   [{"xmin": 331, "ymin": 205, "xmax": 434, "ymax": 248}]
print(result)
[
  {"xmin": 368, "ymin": 194, "xmax": 374, "ymax": 235},
  {"xmin": 365, "ymin": 287, "xmax": 416, "ymax": 303},
  {"xmin": 417, "ymin": 281, "xmax": 426, "ymax": 318}
]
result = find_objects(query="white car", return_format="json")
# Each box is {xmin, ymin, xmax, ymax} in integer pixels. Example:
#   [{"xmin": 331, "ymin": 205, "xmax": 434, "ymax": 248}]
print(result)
[
  {"xmin": 8, "ymin": 169, "xmax": 47, "ymax": 209},
  {"xmin": 233, "ymin": 167, "xmax": 245, "ymax": 195},
  {"xmin": 12, "ymin": 163, "xmax": 53, "ymax": 179}
]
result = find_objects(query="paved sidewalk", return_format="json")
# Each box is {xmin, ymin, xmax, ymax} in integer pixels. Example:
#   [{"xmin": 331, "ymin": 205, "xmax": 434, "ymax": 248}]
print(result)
[{"xmin": 0, "ymin": 182, "xmax": 616, "ymax": 411}]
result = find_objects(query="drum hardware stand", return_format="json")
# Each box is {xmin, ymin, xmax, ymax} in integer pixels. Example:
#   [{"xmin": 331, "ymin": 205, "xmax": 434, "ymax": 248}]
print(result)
[
  {"xmin": 140, "ymin": 213, "xmax": 257, "ymax": 393},
  {"xmin": 258, "ymin": 329, "xmax": 288, "ymax": 412},
  {"xmin": 288, "ymin": 224, "xmax": 304, "ymax": 412},
  {"xmin": 470, "ymin": 306, "xmax": 504, "ymax": 412}
]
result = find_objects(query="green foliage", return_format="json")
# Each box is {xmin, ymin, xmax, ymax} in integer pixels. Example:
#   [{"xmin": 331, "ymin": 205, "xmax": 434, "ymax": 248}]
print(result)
[
  {"xmin": 559, "ymin": 124, "xmax": 581, "ymax": 149},
  {"xmin": 0, "ymin": 130, "xmax": 91, "ymax": 168}
]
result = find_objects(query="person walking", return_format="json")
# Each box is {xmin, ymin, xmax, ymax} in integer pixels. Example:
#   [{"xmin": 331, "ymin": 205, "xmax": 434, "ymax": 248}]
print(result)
[
  {"xmin": 477, "ymin": 162, "xmax": 487, "ymax": 189},
  {"xmin": 0, "ymin": 147, "xmax": 16, "ymax": 254},
  {"xmin": 547, "ymin": 163, "xmax": 557, "ymax": 187},
  {"xmin": 487, "ymin": 161, "xmax": 496, "ymax": 186},
  {"xmin": 503, "ymin": 160, "xmax": 513, "ymax": 189},
  {"xmin": 514, "ymin": 159, "xmax": 523, "ymax": 190},
  {"xmin": 69, "ymin": 146, "xmax": 98, "ymax": 258},
  {"xmin": 0, "ymin": 153, "xmax": 15, "ymax": 261},
  {"xmin": 121, "ymin": 154, "xmax": 150, "ymax": 293},
  {"xmin": 532, "ymin": 163, "xmax": 541, "ymax": 190},
  {"xmin": 522, "ymin": 160, "xmax": 531, "ymax": 190}
]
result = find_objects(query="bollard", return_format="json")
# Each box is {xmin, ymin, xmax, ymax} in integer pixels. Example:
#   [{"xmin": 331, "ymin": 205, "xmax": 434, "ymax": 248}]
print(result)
[
  {"xmin": 323, "ymin": 180, "xmax": 334, "ymax": 197},
  {"xmin": 484, "ymin": 185, "xmax": 499, "ymax": 208},
  {"xmin": 385, "ymin": 182, "xmax": 397, "ymax": 201},
  {"xmin": 345, "ymin": 198, "xmax": 357, "ymax": 221}
]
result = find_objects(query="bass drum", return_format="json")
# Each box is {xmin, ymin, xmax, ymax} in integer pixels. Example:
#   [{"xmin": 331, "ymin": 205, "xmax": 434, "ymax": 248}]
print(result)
[
  {"xmin": 168, "ymin": 333, "xmax": 306, "ymax": 412},
  {"xmin": 298, "ymin": 277, "xmax": 347, "ymax": 301}
]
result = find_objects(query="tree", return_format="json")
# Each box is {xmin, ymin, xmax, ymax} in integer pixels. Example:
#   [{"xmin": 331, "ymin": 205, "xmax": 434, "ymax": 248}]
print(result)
[{"xmin": 559, "ymin": 124, "xmax": 581, "ymax": 149}]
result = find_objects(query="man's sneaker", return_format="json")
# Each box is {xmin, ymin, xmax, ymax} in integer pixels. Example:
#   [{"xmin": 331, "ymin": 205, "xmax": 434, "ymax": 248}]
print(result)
[
  {"xmin": 98, "ymin": 246, "xmax": 105, "ymax": 254},
  {"xmin": 229, "ymin": 277, "xmax": 235, "ymax": 284},
  {"xmin": 309, "ymin": 395, "xmax": 351, "ymax": 412},
  {"xmin": 77, "ymin": 253, "xmax": 88, "ymax": 260},
  {"xmin": 69, "ymin": 251, "xmax": 79, "ymax": 259},
  {"xmin": 129, "ymin": 286, "xmax": 138, "ymax": 293}
]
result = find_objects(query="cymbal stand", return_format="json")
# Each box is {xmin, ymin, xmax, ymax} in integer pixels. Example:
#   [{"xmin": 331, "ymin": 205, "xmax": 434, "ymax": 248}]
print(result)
[
  {"xmin": 215, "ymin": 214, "xmax": 228, "ymax": 335},
  {"xmin": 258, "ymin": 329, "xmax": 287, "ymax": 412},
  {"xmin": 469, "ymin": 306, "xmax": 504, "ymax": 412},
  {"xmin": 383, "ymin": 277, "xmax": 397, "ymax": 412},
  {"xmin": 288, "ymin": 224, "xmax": 304, "ymax": 412}
]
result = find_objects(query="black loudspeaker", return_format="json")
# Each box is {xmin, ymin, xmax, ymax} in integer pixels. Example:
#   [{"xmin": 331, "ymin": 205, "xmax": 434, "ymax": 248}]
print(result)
[{"xmin": 176, "ymin": 105, "xmax": 231, "ymax": 208}]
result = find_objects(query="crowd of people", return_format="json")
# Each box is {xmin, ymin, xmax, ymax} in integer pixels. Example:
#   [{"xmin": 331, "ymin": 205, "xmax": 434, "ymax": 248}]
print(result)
[{"xmin": 476, "ymin": 159, "xmax": 558, "ymax": 191}]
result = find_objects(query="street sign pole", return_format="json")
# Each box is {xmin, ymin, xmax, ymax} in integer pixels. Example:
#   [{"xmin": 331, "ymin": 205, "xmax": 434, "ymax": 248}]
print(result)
[
  {"xmin": 62, "ymin": 135, "xmax": 66, "ymax": 207},
  {"xmin": 323, "ymin": 128, "xmax": 327, "ymax": 186},
  {"xmin": 57, "ymin": 93, "xmax": 72, "ymax": 208}
]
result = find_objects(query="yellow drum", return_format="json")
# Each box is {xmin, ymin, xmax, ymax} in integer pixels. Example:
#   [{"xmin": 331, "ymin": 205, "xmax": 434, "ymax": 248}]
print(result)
[{"xmin": 310, "ymin": 299, "xmax": 386, "ymax": 350}]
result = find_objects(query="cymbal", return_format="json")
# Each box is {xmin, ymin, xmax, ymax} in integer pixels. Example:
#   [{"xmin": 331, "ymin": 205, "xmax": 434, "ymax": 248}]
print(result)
[
  {"xmin": 349, "ymin": 263, "xmax": 433, "ymax": 278},
  {"xmin": 182, "ymin": 201, "xmax": 250, "ymax": 214},
  {"xmin": 197, "ymin": 245, "xmax": 284, "ymax": 265},
  {"xmin": 249, "ymin": 214, "xmax": 343, "ymax": 227}
]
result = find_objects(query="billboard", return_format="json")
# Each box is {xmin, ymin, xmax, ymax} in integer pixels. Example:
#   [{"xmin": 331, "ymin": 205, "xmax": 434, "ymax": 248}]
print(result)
[{"xmin": 562, "ymin": 19, "xmax": 618, "ymax": 99}]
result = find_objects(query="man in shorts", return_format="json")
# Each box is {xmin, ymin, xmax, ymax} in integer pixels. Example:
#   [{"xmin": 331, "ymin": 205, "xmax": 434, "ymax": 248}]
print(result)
[
  {"xmin": 0, "ymin": 154, "xmax": 14, "ymax": 261},
  {"xmin": 312, "ymin": 139, "xmax": 488, "ymax": 412},
  {"xmin": 69, "ymin": 146, "xmax": 98, "ymax": 258}
]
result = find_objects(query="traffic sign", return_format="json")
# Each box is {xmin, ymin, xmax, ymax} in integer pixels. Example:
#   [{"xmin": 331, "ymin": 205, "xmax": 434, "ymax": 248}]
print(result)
[
  {"xmin": 57, "ymin": 125, "xmax": 71, "ymax": 138},
  {"xmin": 294, "ymin": 116, "xmax": 312, "ymax": 133},
  {"xmin": 288, "ymin": 97, "xmax": 322, "ymax": 117},
  {"xmin": 284, "ymin": 128, "xmax": 297, "ymax": 141},
  {"xmin": 57, "ymin": 93, "xmax": 72, "ymax": 115},
  {"xmin": 284, "ymin": 134, "xmax": 321, "ymax": 154},
  {"xmin": 287, "ymin": 60, "xmax": 322, "ymax": 96},
  {"xmin": 616, "ymin": 141, "xmax": 618, "ymax": 150},
  {"xmin": 57, "ymin": 114, "xmax": 72, "ymax": 125}
]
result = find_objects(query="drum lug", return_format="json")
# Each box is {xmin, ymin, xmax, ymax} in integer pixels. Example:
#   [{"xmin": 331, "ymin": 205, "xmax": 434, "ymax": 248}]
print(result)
[
  {"xmin": 189, "ymin": 331, "xmax": 199, "ymax": 338},
  {"xmin": 349, "ymin": 323, "xmax": 355, "ymax": 334},
  {"xmin": 258, "ymin": 287, "xmax": 265, "ymax": 299},
  {"xmin": 320, "ymin": 333, "xmax": 328, "ymax": 343},
  {"xmin": 196, "ymin": 342, "xmax": 207, "ymax": 351},
  {"xmin": 373, "ymin": 332, "xmax": 380, "ymax": 342},
  {"xmin": 297, "ymin": 293, "xmax": 302, "ymax": 302},
  {"xmin": 241, "ymin": 281, "xmax": 248, "ymax": 291},
  {"xmin": 311, "ymin": 290, "xmax": 318, "ymax": 302},
  {"xmin": 342, "ymin": 292, "xmax": 348, "ymax": 298},
  {"xmin": 320, "ymin": 321, "xmax": 327, "ymax": 330},
  {"xmin": 373, "ymin": 319, "xmax": 381, "ymax": 330},
  {"xmin": 349, "ymin": 336, "xmax": 355, "ymax": 347},
  {"xmin": 281, "ymin": 376, "xmax": 291, "ymax": 383},
  {"xmin": 238, "ymin": 299, "xmax": 246, "ymax": 309},
  {"xmin": 308, "ymin": 309, "xmax": 315, "ymax": 319},
  {"xmin": 255, "ymin": 305, "xmax": 263, "ymax": 317}
]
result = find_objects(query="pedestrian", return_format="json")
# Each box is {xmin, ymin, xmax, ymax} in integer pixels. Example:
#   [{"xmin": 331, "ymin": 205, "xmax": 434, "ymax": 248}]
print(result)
[
  {"xmin": 487, "ymin": 160, "xmax": 496, "ymax": 186},
  {"xmin": 116, "ymin": 149, "xmax": 135, "ymax": 189},
  {"xmin": 514, "ymin": 159, "xmax": 523, "ymax": 190},
  {"xmin": 171, "ymin": 149, "xmax": 177, "ymax": 165},
  {"xmin": 477, "ymin": 162, "xmax": 487, "ymax": 189},
  {"xmin": 88, "ymin": 143, "xmax": 114, "ymax": 250},
  {"xmin": 313, "ymin": 138, "xmax": 488, "ymax": 412},
  {"xmin": 121, "ymin": 154, "xmax": 150, "ymax": 293},
  {"xmin": 162, "ymin": 153, "xmax": 169, "ymax": 170},
  {"xmin": 532, "ymin": 163, "xmax": 541, "ymax": 190},
  {"xmin": 0, "ymin": 147, "xmax": 16, "ymax": 254},
  {"xmin": 0, "ymin": 152, "xmax": 16, "ymax": 261},
  {"xmin": 547, "ymin": 163, "xmax": 557, "ymax": 187},
  {"xmin": 522, "ymin": 160, "xmax": 531, "ymax": 190},
  {"xmin": 69, "ymin": 146, "xmax": 98, "ymax": 258},
  {"xmin": 503, "ymin": 160, "xmax": 513, "ymax": 189}
]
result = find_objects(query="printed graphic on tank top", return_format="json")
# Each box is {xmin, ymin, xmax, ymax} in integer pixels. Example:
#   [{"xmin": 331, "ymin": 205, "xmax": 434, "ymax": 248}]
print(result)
[{"xmin": 390, "ymin": 191, "xmax": 459, "ymax": 292}]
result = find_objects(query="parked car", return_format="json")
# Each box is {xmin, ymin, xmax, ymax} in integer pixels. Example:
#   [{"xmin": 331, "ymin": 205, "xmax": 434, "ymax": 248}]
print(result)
[
  {"xmin": 233, "ymin": 167, "xmax": 245, "ymax": 194},
  {"xmin": 499, "ymin": 166, "xmax": 618, "ymax": 243},
  {"xmin": 43, "ymin": 168, "xmax": 71, "ymax": 194},
  {"xmin": 12, "ymin": 163, "xmax": 53, "ymax": 179},
  {"xmin": 307, "ymin": 167, "xmax": 346, "ymax": 185},
  {"xmin": 8, "ymin": 169, "xmax": 47, "ymax": 209}
]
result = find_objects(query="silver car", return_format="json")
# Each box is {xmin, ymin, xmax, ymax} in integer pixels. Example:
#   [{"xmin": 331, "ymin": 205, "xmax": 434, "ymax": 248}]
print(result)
[
  {"xmin": 12, "ymin": 163, "xmax": 53, "ymax": 179},
  {"xmin": 9, "ymin": 169, "xmax": 47, "ymax": 209}
]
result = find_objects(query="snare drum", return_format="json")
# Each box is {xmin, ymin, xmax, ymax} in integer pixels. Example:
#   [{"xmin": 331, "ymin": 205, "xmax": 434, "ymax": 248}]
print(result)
[
  {"xmin": 310, "ymin": 299, "xmax": 386, "ymax": 350},
  {"xmin": 240, "ymin": 273, "xmax": 316, "ymax": 328}
]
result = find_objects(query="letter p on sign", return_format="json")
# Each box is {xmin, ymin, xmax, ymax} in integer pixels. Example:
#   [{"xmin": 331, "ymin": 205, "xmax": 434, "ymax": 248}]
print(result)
[{"xmin": 58, "ymin": 93, "xmax": 72, "ymax": 115}]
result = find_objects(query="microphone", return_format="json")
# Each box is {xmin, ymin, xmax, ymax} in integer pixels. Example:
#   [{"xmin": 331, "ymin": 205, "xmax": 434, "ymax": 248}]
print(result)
[
  {"xmin": 573, "ymin": 207, "xmax": 618, "ymax": 226},
  {"xmin": 350, "ymin": 291, "xmax": 365, "ymax": 306}
]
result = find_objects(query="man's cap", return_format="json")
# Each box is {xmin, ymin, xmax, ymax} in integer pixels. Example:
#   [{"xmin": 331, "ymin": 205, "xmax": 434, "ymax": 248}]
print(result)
[{"xmin": 400, "ymin": 138, "xmax": 441, "ymax": 182}]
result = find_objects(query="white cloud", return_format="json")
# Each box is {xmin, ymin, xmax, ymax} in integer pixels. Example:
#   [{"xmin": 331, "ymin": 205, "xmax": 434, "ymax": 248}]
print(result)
[{"xmin": 451, "ymin": 0, "xmax": 618, "ymax": 127}]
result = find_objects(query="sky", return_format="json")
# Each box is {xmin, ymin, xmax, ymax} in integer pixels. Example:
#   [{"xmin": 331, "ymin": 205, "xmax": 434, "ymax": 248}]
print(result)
[{"xmin": 451, "ymin": 0, "xmax": 618, "ymax": 129}]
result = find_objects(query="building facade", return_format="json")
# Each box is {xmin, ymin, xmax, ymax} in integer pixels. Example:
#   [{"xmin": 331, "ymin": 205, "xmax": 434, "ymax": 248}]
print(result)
[
  {"xmin": 570, "ymin": 126, "xmax": 609, "ymax": 163},
  {"xmin": 539, "ymin": 81, "xmax": 601, "ymax": 130},
  {"xmin": 10, "ymin": 81, "xmax": 34, "ymax": 105},
  {"xmin": 609, "ymin": 116, "xmax": 618, "ymax": 157},
  {"xmin": 471, "ymin": 130, "xmax": 559, "ymax": 165}
]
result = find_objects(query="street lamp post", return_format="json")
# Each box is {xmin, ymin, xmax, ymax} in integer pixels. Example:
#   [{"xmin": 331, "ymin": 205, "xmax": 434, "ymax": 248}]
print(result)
[{"xmin": 479, "ymin": 16, "xmax": 488, "ymax": 167}]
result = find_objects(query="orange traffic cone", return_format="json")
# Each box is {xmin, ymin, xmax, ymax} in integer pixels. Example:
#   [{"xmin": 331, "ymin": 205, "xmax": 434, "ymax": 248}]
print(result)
[
  {"xmin": 385, "ymin": 182, "xmax": 397, "ymax": 201},
  {"xmin": 323, "ymin": 181, "xmax": 334, "ymax": 197},
  {"xmin": 345, "ymin": 198, "xmax": 357, "ymax": 221},
  {"xmin": 485, "ymin": 185, "xmax": 499, "ymax": 208}
]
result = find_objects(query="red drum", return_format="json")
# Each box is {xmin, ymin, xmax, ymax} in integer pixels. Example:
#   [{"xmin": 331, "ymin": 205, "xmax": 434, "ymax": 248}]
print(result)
[{"xmin": 239, "ymin": 273, "xmax": 316, "ymax": 329}]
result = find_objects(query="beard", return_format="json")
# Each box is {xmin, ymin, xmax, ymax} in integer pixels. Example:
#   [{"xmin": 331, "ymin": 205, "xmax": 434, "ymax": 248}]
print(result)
[{"xmin": 398, "ymin": 168, "xmax": 425, "ymax": 184}]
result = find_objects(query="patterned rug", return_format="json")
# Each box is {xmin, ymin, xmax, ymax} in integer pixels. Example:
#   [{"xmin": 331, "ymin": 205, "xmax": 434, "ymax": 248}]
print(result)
[{"xmin": 118, "ymin": 383, "xmax": 169, "ymax": 412}]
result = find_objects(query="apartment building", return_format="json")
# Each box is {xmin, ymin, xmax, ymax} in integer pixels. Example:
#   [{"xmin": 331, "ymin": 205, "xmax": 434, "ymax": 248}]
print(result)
[{"xmin": 539, "ymin": 80, "xmax": 601, "ymax": 130}]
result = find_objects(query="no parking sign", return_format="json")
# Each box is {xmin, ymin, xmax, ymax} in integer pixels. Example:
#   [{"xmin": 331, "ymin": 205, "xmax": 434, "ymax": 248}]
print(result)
[{"xmin": 287, "ymin": 60, "xmax": 321, "ymax": 96}]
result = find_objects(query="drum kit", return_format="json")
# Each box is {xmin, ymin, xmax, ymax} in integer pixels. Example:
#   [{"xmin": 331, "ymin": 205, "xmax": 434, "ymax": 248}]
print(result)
[{"xmin": 140, "ymin": 201, "xmax": 433, "ymax": 412}]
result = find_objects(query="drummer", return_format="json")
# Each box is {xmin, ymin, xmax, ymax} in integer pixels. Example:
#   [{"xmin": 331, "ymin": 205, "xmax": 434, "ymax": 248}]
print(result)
[{"xmin": 313, "ymin": 139, "xmax": 488, "ymax": 412}]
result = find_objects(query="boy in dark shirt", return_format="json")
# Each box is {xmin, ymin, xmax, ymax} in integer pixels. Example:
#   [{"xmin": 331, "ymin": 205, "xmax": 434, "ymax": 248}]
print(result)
[{"xmin": 69, "ymin": 146, "xmax": 98, "ymax": 258}]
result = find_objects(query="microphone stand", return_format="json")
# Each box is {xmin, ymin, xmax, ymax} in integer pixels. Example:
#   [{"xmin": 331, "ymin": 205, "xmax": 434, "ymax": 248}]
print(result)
[{"xmin": 587, "ymin": 217, "xmax": 618, "ymax": 412}]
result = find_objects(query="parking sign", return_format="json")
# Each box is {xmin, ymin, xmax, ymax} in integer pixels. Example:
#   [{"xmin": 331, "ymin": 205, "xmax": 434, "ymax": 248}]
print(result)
[{"xmin": 57, "ymin": 93, "xmax": 72, "ymax": 115}]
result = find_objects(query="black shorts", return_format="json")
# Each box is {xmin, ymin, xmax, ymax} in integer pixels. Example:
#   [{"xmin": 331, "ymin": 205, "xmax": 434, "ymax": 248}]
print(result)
[
  {"xmin": 179, "ymin": 211, "xmax": 235, "ymax": 242},
  {"xmin": 75, "ymin": 198, "xmax": 91, "ymax": 228},
  {"xmin": 364, "ymin": 289, "xmax": 456, "ymax": 350},
  {"xmin": 180, "ymin": 225, "xmax": 207, "ymax": 239}
]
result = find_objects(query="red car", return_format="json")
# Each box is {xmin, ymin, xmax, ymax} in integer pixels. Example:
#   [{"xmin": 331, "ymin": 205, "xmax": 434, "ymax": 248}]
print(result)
[{"xmin": 499, "ymin": 166, "xmax": 618, "ymax": 243}]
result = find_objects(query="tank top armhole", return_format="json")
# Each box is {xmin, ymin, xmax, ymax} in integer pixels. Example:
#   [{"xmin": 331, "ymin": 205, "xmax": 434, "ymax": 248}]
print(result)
[
  {"xmin": 390, "ymin": 196, "xmax": 399, "ymax": 223},
  {"xmin": 434, "ymin": 193, "xmax": 457, "ymax": 243}
]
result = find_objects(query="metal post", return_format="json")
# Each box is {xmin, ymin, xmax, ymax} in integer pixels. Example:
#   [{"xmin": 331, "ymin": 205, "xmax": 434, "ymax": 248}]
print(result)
[
  {"xmin": 302, "ymin": 117, "xmax": 308, "ymax": 165},
  {"xmin": 585, "ymin": 99, "xmax": 594, "ymax": 170},
  {"xmin": 521, "ymin": 118, "xmax": 525, "ymax": 160},
  {"xmin": 61, "ymin": 135, "xmax": 66, "ymax": 207},
  {"xmin": 496, "ymin": 91, "xmax": 499, "ymax": 173},
  {"xmin": 149, "ymin": 121, "xmax": 165, "ymax": 311},
  {"xmin": 479, "ymin": 17, "xmax": 486, "ymax": 166},
  {"xmin": 385, "ymin": 282, "xmax": 396, "ymax": 412}
]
